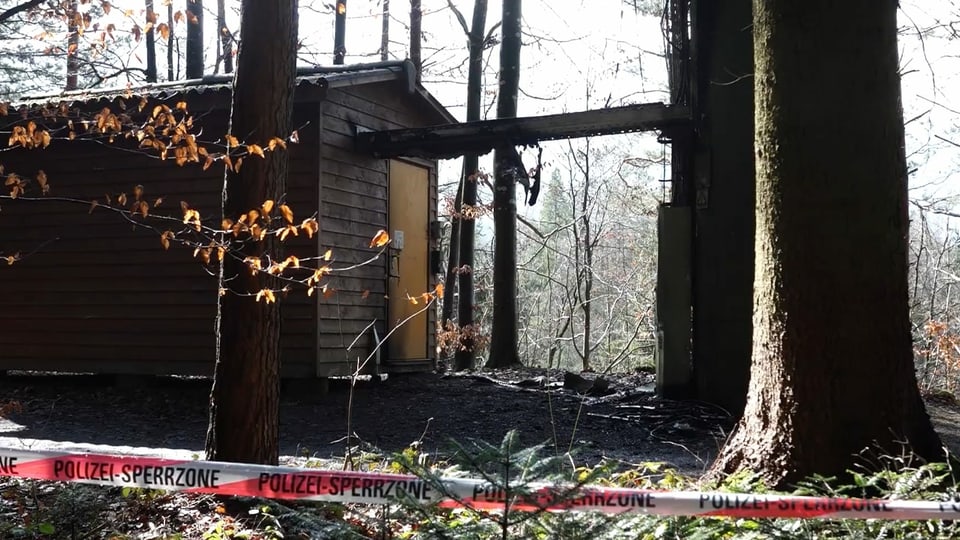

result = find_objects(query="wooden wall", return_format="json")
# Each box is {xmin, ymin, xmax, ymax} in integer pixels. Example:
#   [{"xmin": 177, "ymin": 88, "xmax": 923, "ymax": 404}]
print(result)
[
  {"xmin": 0, "ymin": 104, "xmax": 321, "ymax": 377},
  {"xmin": 0, "ymin": 79, "xmax": 442, "ymax": 378},
  {"xmin": 317, "ymin": 82, "xmax": 439, "ymax": 375}
]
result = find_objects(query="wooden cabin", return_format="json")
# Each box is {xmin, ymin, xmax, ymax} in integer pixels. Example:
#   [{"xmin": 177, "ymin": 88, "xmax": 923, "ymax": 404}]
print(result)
[{"xmin": 0, "ymin": 60, "xmax": 452, "ymax": 379}]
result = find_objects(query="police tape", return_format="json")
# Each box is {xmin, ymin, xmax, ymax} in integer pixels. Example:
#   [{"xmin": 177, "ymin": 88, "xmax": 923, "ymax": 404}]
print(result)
[{"xmin": 1, "ymin": 447, "xmax": 959, "ymax": 520}]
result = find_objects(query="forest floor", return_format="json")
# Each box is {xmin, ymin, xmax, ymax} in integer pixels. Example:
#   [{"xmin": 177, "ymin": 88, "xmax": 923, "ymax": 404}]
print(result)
[
  {"xmin": 0, "ymin": 367, "xmax": 726, "ymax": 472},
  {"xmin": 0, "ymin": 368, "xmax": 957, "ymax": 538}
]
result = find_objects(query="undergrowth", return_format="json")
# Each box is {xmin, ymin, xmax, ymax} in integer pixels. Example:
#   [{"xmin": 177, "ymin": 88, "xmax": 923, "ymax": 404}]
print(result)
[{"xmin": 1, "ymin": 437, "xmax": 959, "ymax": 539}]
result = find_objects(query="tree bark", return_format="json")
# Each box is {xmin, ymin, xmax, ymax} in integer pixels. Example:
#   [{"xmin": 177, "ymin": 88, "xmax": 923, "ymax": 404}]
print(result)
[
  {"xmin": 145, "ymin": 0, "xmax": 157, "ymax": 82},
  {"xmin": 441, "ymin": 179, "xmax": 461, "ymax": 330},
  {"xmin": 578, "ymin": 139, "xmax": 592, "ymax": 372},
  {"xmin": 486, "ymin": 0, "xmax": 521, "ymax": 369},
  {"xmin": 205, "ymin": 0, "xmax": 298, "ymax": 466},
  {"xmin": 710, "ymin": 0, "xmax": 943, "ymax": 485},
  {"xmin": 217, "ymin": 0, "xmax": 233, "ymax": 73},
  {"xmin": 65, "ymin": 0, "xmax": 79, "ymax": 90},
  {"xmin": 447, "ymin": 0, "xmax": 487, "ymax": 371},
  {"xmin": 186, "ymin": 0, "xmax": 203, "ymax": 78},
  {"xmin": 409, "ymin": 0, "xmax": 421, "ymax": 82},
  {"xmin": 333, "ymin": 0, "xmax": 346, "ymax": 64},
  {"xmin": 166, "ymin": 0, "xmax": 175, "ymax": 80},
  {"xmin": 380, "ymin": 0, "xmax": 389, "ymax": 61}
]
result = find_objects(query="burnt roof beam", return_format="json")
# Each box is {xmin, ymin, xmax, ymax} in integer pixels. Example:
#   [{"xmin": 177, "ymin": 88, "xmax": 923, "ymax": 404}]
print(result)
[{"xmin": 356, "ymin": 102, "xmax": 690, "ymax": 159}]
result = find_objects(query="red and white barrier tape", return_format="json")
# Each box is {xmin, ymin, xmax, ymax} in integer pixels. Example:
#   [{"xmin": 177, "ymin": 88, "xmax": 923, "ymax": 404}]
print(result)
[{"xmin": 0, "ymin": 447, "xmax": 958, "ymax": 520}]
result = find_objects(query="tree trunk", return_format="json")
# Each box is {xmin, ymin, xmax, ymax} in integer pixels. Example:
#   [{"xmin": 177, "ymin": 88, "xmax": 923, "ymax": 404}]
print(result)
[
  {"xmin": 186, "ymin": 0, "xmax": 203, "ymax": 78},
  {"xmin": 205, "ymin": 0, "xmax": 298, "ymax": 465},
  {"xmin": 580, "ymin": 141, "xmax": 592, "ymax": 372},
  {"xmin": 380, "ymin": 0, "xmax": 389, "ymax": 61},
  {"xmin": 333, "ymin": 0, "xmax": 346, "ymax": 64},
  {"xmin": 145, "ymin": 0, "xmax": 157, "ymax": 82},
  {"xmin": 166, "ymin": 0, "xmax": 175, "ymax": 80},
  {"xmin": 452, "ymin": 0, "xmax": 488, "ymax": 372},
  {"xmin": 486, "ymin": 0, "xmax": 521, "ymax": 369},
  {"xmin": 441, "ymin": 179, "xmax": 461, "ymax": 329},
  {"xmin": 710, "ymin": 0, "xmax": 943, "ymax": 485},
  {"xmin": 409, "ymin": 0, "xmax": 421, "ymax": 82},
  {"xmin": 217, "ymin": 0, "xmax": 233, "ymax": 73},
  {"xmin": 65, "ymin": 0, "xmax": 79, "ymax": 90}
]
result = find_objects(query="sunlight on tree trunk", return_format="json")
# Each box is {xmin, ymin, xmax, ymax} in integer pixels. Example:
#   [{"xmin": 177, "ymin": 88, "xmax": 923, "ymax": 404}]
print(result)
[
  {"xmin": 487, "ymin": 0, "xmax": 521, "ymax": 369},
  {"xmin": 206, "ymin": 0, "xmax": 298, "ymax": 466},
  {"xmin": 334, "ymin": 0, "xmax": 346, "ymax": 64},
  {"xmin": 709, "ymin": 0, "xmax": 943, "ymax": 485}
]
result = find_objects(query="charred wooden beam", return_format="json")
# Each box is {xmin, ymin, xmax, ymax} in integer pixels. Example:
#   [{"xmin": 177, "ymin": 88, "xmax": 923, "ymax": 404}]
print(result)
[{"xmin": 356, "ymin": 102, "xmax": 691, "ymax": 159}]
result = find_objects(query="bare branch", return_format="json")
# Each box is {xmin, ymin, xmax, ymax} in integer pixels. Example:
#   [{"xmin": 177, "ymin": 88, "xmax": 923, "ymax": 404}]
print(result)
[{"xmin": 0, "ymin": 0, "xmax": 46, "ymax": 25}]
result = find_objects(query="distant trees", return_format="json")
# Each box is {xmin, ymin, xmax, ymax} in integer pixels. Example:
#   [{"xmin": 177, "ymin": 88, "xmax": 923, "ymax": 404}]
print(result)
[
  {"xmin": 517, "ymin": 139, "xmax": 659, "ymax": 372},
  {"xmin": 710, "ymin": 0, "xmax": 943, "ymax": 484}
]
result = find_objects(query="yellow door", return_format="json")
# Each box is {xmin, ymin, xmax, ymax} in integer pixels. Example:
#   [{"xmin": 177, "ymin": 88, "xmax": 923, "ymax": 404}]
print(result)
[{"xmin": 388, "ymin": 160, "xmax": 429, "ymax": 361}]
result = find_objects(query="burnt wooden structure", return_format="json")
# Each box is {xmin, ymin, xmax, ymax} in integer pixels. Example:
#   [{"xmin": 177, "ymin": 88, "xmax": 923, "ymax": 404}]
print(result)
[
  {"xmin": 0, "ymin": 60, "xmax": 452, "ymax": 378},
  {"xmin": 356, "ymin": 0, "xmax": 755, "ymax": 413}
]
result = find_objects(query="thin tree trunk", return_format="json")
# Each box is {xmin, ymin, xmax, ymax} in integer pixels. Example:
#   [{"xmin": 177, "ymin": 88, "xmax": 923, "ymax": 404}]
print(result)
[
  {"xmin": 333, "ymin": 0, "xmax": 346, "ymax": 64},
  {"xmin": 166, "ymin": 1, "xmax": 175, "ymax": 80},
  {"xmin": 486, "ymin": 0, "xmax": 521, "ymax": 369},
  {"xmin": 441, "ymin": 179, "xmax": 461, "ymax": 329},
  {"xmin": 206, "ymin": 0, "xmax": 298, "ymax": 465},
  {"xmin": 580, "ymin": 139, "xmax": 592, "ymax": 371},
  {"xmin": 65, "ymin": 0, "xmax": 79, "ymax": 90},
  {"xmin": 145, "ymin": 0, "xmax": 157, "ymax": 82},
  {"xmin": 186, "ymin": 0, "xmax": 203, "ymax": 78},
  {"xmin": 380, "ymin": 0, "xmax": 389, "ymax": 61},
  {"xmin": 452, "ymin": 0, "xmax": 488, "ymax": 371},
  {"xmin": 709, "ymin": 0, "xmax": 942, "ymax": 485},
  {"xmin": 216, "ymin": 0, "xmax": 232, "ymax": 73},
  {"xmin": 409, "ymin": 0, "xmax": 421, "ymax": 82}
]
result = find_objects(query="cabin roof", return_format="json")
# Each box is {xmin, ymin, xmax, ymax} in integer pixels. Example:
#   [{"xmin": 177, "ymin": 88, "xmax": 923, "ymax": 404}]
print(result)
[{"xmin": 13, "ymin": 60, "xmax": 455, "ymax": 126}]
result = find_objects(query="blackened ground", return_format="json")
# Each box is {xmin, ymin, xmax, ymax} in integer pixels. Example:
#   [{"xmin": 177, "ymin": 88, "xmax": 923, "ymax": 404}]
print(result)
[{"xmin": 0, "ymin": 368, "xmax": 728, "ymax": 472}]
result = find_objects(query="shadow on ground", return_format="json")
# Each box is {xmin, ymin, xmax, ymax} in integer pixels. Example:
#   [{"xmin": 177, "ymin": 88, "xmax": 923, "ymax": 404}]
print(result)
[{"xmin": 0, "ymin": 369, "xmax": 730, "ymax": 472}]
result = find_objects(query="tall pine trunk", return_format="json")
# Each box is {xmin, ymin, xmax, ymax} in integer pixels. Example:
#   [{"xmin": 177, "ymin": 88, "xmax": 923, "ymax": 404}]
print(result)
[
  {"xmin": 205, "ymin": 0, "xmax": 298, "ymax": 465},
  {"xmin": 486, "ymin": 0, "xmax": 521, "ymax": 369},
  {"xmin": 710, "ymin": 0, "xmax": 942, "ymax": 485},
  {"xmin": 186, "ymin": 0, "xmax": 203, "ymax": 78}
]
